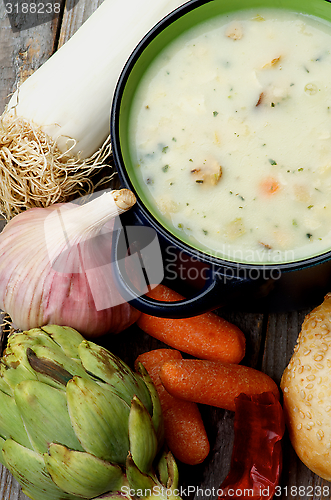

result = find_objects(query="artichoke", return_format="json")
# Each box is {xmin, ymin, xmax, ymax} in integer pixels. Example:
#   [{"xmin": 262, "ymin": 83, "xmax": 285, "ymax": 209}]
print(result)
[{"xmin": 0, "ymin": 325, "xmax": 181, "ymax": 500}]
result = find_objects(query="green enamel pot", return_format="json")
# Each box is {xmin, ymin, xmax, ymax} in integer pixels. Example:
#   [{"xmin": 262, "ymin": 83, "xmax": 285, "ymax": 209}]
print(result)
[{"xmin": 110, "ymin": 0, "xmax": 331, "ymax": 317}]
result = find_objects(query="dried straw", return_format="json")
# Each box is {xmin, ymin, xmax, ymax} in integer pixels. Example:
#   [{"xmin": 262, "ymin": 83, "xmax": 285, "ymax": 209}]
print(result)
[{"xmin": 0, "ymin": 113, "xmax": 114, "ymax": 221}]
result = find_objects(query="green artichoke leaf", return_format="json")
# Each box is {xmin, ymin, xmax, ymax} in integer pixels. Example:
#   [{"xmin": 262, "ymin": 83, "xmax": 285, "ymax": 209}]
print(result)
[
  {"xmin": 126, "ymin": 453, "xmax": 157, "ymax": 495},
  {"xmin": 40, "ymin": 326, "xmax": 84, "ymax": 359},
  {"xmin": 136, "ymin": 363, "xmax": 164, "ymax": 448},
  {"xmin": 78, "ymin": 341, "xmax": 152, "ymax": 413},
  {"xmin": 14, "ymin": 380, "xmax": 84, "ymax": 454},
  {"xmin": 7, "ymin": 330, "xmax": 58, "ymax": 350},
  {"xmin": 67, "ymin": 376, "xmax": 130, "ymax": 464},
  {"xmin": 27, "ymin": 344, "xmax": 89, "ymax": 386},
  {"xmin": 2, "ymin": 332, "xmax": 83, "ymax": 392},
  {"xmin": 0, "ymin": 436, "xmax": 6, "ymax": 467},
  {"xmin": 0, "ymin": 388, "xmax": 31, "ymax": 449},
  {"xmin": 151, "ymin": 451, "xmax": 181, "ymax": 500},
  {"xmin": 44, "ymin": 443, "xmax": 125, "ymax": 498},
  {"xmin": 0, "ymin": 373, "xmax": 13, "ymax": 396},
  {"xmin": 2, "ymin": 439, "xmax": 78, "ymax": 500},
  {"xmin": 164, "ymin": 452, "xmax": 179, "ymax": 491},
  {"xmin": 129, "ymin": 396, "xmax": 158, "ymax": 474},
  {"xmin": 156, "ymin": 450, "xmax": 169, "ymax": 488},
  {"xmin": 1, "ymin": 341, "xmax": 38, "ymax": 392},
  {"xmin": 155, "ymin": 451, "xmax": 180, "ymax": 499}
]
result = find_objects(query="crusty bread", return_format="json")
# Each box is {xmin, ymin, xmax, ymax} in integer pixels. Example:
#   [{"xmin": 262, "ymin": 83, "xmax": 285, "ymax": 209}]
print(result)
[{"xmin": 281, "ymin": 293, "xmax": 331, "ymax": 480}]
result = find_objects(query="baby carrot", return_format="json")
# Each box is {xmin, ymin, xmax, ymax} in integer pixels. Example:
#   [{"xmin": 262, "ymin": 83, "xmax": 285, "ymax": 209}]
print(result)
[
  {"xmin": 135, "ymin": 349, "xmax": 210, "ymax": 465},
  {"xmin": 159, "ymin": 359, "xmax": 279, "ymax": 412},
  {"xmin": 136, "ymin": 284, "xmax": 246, "ymax": 363}
]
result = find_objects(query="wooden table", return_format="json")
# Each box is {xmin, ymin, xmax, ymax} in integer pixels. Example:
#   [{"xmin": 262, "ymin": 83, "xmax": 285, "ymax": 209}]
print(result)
[{"xmin": 0, "ymin": 1, "xmax": 331, "ymax": 499}]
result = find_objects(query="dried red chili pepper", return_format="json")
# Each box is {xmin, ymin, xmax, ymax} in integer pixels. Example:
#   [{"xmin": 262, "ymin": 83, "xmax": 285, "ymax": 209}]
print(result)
[{"xmin": 218, "ymin": 391, "xmax": 285, "ymax": 500}]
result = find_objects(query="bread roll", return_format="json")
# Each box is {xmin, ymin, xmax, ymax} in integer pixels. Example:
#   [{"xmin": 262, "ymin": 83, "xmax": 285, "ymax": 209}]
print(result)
[{"xmin": 281, "ymin": 293, "xmax": 331, "ymax": 480}]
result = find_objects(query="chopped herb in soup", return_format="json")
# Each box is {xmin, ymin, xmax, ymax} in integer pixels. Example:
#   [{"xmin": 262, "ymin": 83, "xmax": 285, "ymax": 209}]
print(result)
[{"xmin": 129, "ymin": 9, "xmax": 331, "ymax": 264}]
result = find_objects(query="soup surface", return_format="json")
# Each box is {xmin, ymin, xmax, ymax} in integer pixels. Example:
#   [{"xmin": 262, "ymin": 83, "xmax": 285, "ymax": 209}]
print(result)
[{"xmin": 129, "ymin": 8, "xmax": 331, "ymax": 264}]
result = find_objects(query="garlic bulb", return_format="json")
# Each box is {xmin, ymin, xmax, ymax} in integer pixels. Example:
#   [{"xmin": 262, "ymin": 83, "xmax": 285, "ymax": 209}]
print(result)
[{"xmin": 0, "ymin": 189, "xmax": 141, "ymax": 338}]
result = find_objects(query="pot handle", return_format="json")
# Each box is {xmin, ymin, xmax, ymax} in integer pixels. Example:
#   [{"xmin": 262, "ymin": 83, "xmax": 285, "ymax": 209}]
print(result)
[{"xmin": 111, "ymin": 223, "xmax": 268, "ymax": 318}]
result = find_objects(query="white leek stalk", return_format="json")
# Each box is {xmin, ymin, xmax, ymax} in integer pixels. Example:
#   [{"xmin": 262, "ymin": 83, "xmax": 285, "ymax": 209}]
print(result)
[{"xmin": 0, "ymin": 0, "xmax": 188, "ymax": 220}]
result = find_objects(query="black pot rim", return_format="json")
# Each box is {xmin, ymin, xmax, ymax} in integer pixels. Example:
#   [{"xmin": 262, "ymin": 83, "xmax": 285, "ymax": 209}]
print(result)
[{"xmin": 110, "ymin": 0, "xmax": 331, "ymax": 274}]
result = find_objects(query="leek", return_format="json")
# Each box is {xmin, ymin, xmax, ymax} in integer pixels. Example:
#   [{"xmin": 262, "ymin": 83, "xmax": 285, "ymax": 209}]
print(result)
[{"xmin": 0, "ymin": 0, "xmax": 187, "ymax": 219}]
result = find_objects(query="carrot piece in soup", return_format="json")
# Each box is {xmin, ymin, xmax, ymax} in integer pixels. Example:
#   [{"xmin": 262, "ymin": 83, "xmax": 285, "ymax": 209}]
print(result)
[{"xmin": 260, "ymin": 177, "xmax": 280, "ymax": 195}]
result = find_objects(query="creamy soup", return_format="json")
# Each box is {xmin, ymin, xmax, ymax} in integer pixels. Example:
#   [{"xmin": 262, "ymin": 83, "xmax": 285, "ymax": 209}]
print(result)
[{"xmin": 129, "ymin": 8, "xmax": 331, "ymax": 264}]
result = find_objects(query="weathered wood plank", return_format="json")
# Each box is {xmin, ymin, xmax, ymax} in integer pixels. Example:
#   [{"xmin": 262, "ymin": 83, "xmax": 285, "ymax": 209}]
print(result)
[
  {"xmin": 220, "ymin": 309, "xmax": 266, "ymax": 368},
  {"xmin": 0, "ymin": 1, "xmax": 64, "ymax": 114},
  {"xmin": 262, "ymin": 309, "xmax": 308, "ymax": 385},
  {"xmin": 0, "ymin": 467, "xmax": 25, "ymax": 500},
  {"xmin": 57, "ymin": 0, "xmax": 104, "ymax": 47},
  {"xmin": 0, "ymin": 0, "xmax": 104, "ymax": 115}
]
